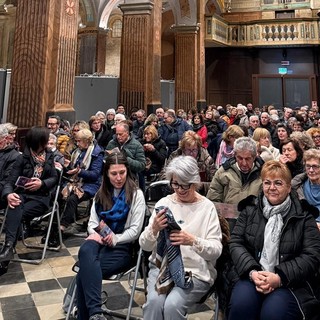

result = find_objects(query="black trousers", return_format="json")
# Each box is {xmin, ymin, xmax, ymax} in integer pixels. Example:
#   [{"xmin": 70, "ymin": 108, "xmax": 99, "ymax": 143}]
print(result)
[{"xmin": 60, "ymin": 191, "xmax": 91, "ymax": 227}]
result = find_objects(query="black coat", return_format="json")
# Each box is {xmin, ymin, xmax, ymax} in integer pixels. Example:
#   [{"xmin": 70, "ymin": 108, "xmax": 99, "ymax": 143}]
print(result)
[
  {"xmin": 229, "ymin": 192, "xmax": 320, "ymax": 320},
  {"xmin": 2, "ymin": 148, "xmax": 58, "ymax": 207},
  {"xmin": 141, "ymin": 137, "xmax": 167, "ymax": 174}
]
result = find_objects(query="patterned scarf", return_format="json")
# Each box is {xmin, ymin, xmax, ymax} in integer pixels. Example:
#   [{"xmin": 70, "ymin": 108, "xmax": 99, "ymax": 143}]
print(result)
[
  {"xmin": 215, "ymin": 140, "xmax": 234, "ymax": 167},
  {"xmin": 155, "ymin": 206, "xmax": 193, "ymax": 294},
  {"xmin": 31, "ymin": 149, "xmax": 46, "ymax": 178},
  {"xmin": 260, "ymin": 195, "xmax": 291, "ymax": 272},
  {"xmin": 98, "ymin": 189, "xmax": 130, "ymax": 234}
]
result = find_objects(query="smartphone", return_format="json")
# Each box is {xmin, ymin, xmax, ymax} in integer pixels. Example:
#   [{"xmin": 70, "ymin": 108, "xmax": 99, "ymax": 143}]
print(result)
[
  {"xmin": 95, "ymin": 224, "xmax": 112, "ymax": 237},
  {"xmin": 15, "ymin": 176, "xmax": 32, "ymax": 188}
]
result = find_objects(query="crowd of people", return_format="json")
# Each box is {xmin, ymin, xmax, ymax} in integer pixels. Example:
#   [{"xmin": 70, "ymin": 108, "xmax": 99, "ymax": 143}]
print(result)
[{"xmin": 0, "ymin": 101, "xmax": 320, "ymax": 320}]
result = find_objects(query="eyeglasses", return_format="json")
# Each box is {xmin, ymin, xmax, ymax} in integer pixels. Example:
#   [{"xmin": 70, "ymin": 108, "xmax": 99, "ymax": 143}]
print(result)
[
  {"xmin": 305, "ymin": 164, "xmax": 320, "ymax": 171},
  {"xmin": 47, "ymin": 122, "xmax": 57, "ymax": 126},
  {"xmin": 263, "ymin": 180, "xmax": 286, "ymax": 188},
  {"xmin": 313, "ymin": 135, "xmax": 320, "ymax": 139},
  {"xmin": 170, "ymin": 181, "xmax": 192, "ymax": 190},
  {"xmin": 184, "ymin": 148, "xmax": 198, "ymax": 155}
]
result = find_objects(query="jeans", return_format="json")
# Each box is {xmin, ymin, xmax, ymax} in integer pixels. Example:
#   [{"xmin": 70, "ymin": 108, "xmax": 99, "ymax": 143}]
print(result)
[
  {"xmin": 228, "ymin": 280, "xmax": 302, "ymax": 320},
  {"xmin": 76, "ymin": 240, "xmax": 133, "ymax": 319},
  {"xmin": 143, "ymin": 264, "xmax": 211, "ymax": 320}
]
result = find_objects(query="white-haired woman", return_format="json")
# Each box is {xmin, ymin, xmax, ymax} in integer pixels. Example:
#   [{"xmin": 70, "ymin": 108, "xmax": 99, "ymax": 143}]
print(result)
[{"xmin": 139, "ymin": 156, "xmax": 223, "ymax": 319}]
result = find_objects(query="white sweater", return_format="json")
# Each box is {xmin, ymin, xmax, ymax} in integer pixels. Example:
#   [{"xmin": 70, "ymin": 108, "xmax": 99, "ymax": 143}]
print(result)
[
  {"xmin": 139, "ymin": 194, "xmax": 223, "ymax": 285},
  {"xmin": 88, "ymin": 189, "xmax": 145, "ymax": 246}
]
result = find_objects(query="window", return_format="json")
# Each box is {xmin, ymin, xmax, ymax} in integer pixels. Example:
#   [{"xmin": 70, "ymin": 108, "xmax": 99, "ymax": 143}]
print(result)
[{"xmin": 112, "ymin": 19, "xmax": 122, "ymax": 38}]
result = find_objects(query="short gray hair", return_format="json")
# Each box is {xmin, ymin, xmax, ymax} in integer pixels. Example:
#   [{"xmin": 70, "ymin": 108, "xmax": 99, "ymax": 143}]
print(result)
[
  {"xmin": 0, "ymin": 124, "xmax": 8, "ymax": 138},
  {"xmin": 4, "ymin": 122, "xmax": 17, "ymax": 133},
  {"xmin": 165, "ymin": 156, "xmax": 200, "ymax": 185},
  {"xmin": 234, "ymin": 137, "xmax": 257, "ymax": 157},
  {"xmin": 49, "ymin": 133, "xmax": 57, "ymax": 143}
]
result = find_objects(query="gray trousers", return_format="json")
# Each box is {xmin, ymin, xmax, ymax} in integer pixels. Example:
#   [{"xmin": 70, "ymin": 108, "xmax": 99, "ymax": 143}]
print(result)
[{"xmin": 143, "ymin": 264, "xmax": 211, "ymax": 320}]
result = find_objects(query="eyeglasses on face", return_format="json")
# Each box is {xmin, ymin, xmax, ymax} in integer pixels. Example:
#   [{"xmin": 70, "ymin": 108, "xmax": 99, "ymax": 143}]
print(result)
[
  {"xmin": 170, "ymin": 180, "xmax": 192, "ymax": 190},
  {"xmin": 312, "ymin": 135, "xmax": 320, "ymax": 139},
  {"xmin": 262, "ymin": 180, "xmax": 286, "ymax": 188},
  {"xmin": 184, "ymin": 148, "xmax": 198, "ymax": 154},
  {"xmin": 305, "ymin": 164, "xmax": 320, "ymax": 171}
]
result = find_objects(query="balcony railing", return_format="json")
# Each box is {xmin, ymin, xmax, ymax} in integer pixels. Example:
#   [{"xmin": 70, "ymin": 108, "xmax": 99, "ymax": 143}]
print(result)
[{"xmin": 205, "ymin": 16, "xmax": 320, "ymax": 47}]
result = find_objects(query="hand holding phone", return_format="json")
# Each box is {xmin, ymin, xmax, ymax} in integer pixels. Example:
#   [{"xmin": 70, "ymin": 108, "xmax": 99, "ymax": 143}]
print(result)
[{"xmin": 15, "ymin": 176, "xmax": 32, "ymax": 188}]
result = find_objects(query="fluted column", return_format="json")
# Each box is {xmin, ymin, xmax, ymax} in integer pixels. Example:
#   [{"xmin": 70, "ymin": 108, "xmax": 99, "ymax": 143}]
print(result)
[
  {"xmin": 77, "ymin": 28, "xmax": 107, "ymax": 75},
  {"xmin": 172, "ymin": 25, "xmax": 199, "ymax": 111},
  {"xmin": 196, "ymin": 0, "xmax": 206, "ymax": 110},
  {"xmin": 7, "ymin": 0, "xmax": 79, "ymax": 128},
  {"xmin": 119, "ymin": 0, "xmax": 161, "ymax": 114}
]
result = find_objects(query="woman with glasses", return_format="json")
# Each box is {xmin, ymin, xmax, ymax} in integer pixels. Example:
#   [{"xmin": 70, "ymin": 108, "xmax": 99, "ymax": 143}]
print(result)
[
  {"xmin": 306, "ymin": 127, "xmax": 320, "ymax": 149},
  {"xmin": 292, "ymin": 148, "xmax": 320, "ymax": 229},
  {"xmin": 160, "ymin": 131, "xmax": 215, "ymax": 194},
  {"xmin": 227, "ymin": 160, "xmax": 320, "ymax": 320},
  {"xmin": 140, "ymin": 155, "xmax": 222, "ymax": 320}
]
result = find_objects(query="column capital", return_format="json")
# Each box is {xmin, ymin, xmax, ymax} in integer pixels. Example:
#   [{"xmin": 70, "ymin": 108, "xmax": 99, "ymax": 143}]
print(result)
[
  {"xmin": 171, "ymin": 24, "xmax": 200, "ymax": 34},
  {"xmin": 119, "ymin": 1, "xmax": 154, "ymax": 15}
]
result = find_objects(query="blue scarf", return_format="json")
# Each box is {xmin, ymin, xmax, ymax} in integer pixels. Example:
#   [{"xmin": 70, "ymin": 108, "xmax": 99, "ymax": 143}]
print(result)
[
  {"xmin": 303, "ymin": 180, "xmax": 320, "ymax": 221},
  {"xmin": 97, "ymin": 189, "xmax": 130, "ymax": 234},
  {"xmin": 155, "ymin": 206, "xmax": 193, "ymax": 294}
]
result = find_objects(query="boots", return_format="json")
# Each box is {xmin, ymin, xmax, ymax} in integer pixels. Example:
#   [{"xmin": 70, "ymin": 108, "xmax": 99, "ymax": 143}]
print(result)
[{"xmin": 0, "ymin": 241, "xmax": 14, "ymax": 262}]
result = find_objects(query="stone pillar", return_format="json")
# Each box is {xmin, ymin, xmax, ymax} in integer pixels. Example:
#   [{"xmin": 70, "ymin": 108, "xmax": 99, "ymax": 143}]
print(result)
[
  {"xmin": 196, "ymin": 0, "xmax": 206, "ymax": 111},
  {"xmin": 77, "ymin": 28, "xmax": 107, "ymax": 75},
  {"xmin": 7, "ymin": 0, "xmax": 79, "ymax": 128},
  {"xmin": 172, "ymin": 25, "xmax": 199, "ymax": 111},
  {"xmin": 119, "ymin": 0, "xmax": 161, "ymax": 115}
]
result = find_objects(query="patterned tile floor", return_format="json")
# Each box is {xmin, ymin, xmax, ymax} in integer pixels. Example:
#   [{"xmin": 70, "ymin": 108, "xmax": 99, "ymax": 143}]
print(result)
[{"xmin": 0, "ymin": 234, "xmax": 217, "ymax": 320}]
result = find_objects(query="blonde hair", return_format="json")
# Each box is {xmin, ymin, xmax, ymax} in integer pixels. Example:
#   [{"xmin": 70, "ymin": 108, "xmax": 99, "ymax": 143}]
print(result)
[
  {"xmin": 261, "ymin": 160, "xmax": 292, "ymax": 185},
  {"xmin": 179, "ymin": 130, "xmax": 202, "ymax": 150},
  {"xmin": 143, "ymin": 125, "xmax": 158, "ymax": 141},
  {"xmin": 222, "ymin": 125, "xmax": 244, "ymax": 144},
  {"xmin": 252, "ymin": 128, "xmax": 271, "ymax": 142},
  {"xmin": 76, "ymin": 128, "xmax": 93, "ymax": 142}
]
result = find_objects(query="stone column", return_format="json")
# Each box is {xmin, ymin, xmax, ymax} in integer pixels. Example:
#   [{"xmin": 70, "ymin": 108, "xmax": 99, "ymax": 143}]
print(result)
[
  {"xmin": 172, "ymin": 25, "xmax": 199, "ymax": 111},
  {"xmin": 119, "ymin": 0, "xmax": 161, "ymax": 115},
  {"xmin": 77, "ymin": 28, "xmax": 107, "ymax": 75},
  {"xmin": 7, "ymin": 0, "xmax": 79, "ymax": 128},
  {"xmin": 196, "ymin": 0, "xmax": 206, "ymax": 111}
]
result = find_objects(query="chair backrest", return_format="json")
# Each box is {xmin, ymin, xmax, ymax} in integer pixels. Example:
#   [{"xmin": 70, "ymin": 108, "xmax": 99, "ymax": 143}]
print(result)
[{"xmin": 145, "ymin": 180, "xmax": 172, "ymax": 203}]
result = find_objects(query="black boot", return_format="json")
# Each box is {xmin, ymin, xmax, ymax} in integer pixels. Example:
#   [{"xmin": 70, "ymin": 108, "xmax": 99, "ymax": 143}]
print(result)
[{"xmin": 0, "ymin": 241, "xmax": 14, "ymax": 262}]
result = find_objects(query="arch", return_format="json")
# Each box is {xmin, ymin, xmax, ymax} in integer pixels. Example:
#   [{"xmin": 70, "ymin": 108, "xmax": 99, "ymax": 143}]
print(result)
[
  {"xmin": 79, "ymin": 0, "xmax": 96, "ymax": 25},
  {"xmin": 99, "ymin": 0, "xmax": 123, "ymax": 29}
]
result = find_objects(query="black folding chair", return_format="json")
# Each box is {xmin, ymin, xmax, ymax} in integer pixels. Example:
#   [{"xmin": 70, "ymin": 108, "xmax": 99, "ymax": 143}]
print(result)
[{"xmin": 0, "ymin": 169, "xmax": 64, "ymax": 265}]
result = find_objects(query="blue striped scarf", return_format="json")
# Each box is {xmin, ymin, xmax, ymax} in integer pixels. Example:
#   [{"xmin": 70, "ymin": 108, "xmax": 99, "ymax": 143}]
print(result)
[{"xmin": 155, "ymin": 206, "xmax": 193, "ymax": 294}]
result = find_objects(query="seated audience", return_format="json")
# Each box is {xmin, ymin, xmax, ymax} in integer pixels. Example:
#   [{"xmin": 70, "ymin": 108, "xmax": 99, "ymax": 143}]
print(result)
[
  {"xmin": 140, "ymin": 155, "xmax": 222, "ymax": 319},
  {"xmin": 47, "ymin": 115, "xmax": 70, "ymax": 155},
  {"xmin": 290, "ymin": 131, "xmax": 315, "ymax": 151},
  {"xmin": 292, "ymin": 148, "xmax": 320, "ymax": 229},
  {"xmin": 0, "ymin": 124, "xmax": 20, "ymax": 209},
  {"xmin": 4, "ymin": 122, "xmax": 20, "ymax": 151},
  {"xmin": 76, "ymin": 151, "xmax": 145, "ymax": 320},
  {"xmin": 0, "ymin": 127, "xmax": 58, "ymax": 262},
  {"xmin": 227, "ymin": 160, "xmax": 320, "ymax": 320},
  {"xmin": 306, "ymin": 127, "xmax": 320, "ymax": 149},
  {"xmin": 138, "ymin": 125, "xmax": 167, "ymax": 191},
  {"xmin": 192, "ymin": 113, "xmax": 208, "ymax": 148},
  {"xmin": 47, "ymin": 133, "xmax": 65, "ymax": 169},
  {"xmin": 106, "ymin": 122, "xmax": 146, "ymax": 179},
  {"xmin": 252, "ymin": 128, "xmax": 280, "ymax": 162},
  {"xmin": 207, "ymin": 137, "xmax": 263, "ymax": 204},
  {"xmin": 215, "ymin": 125, "xmax": 244, "ymax": 167},
  {"xmin": 272, "ymin": 123, "xmax": 291, "ymax": 149},
  {"xmin": 279, "ymin": 138, "xmax": 304, "ymax": 177},
  {"xmin": 161, "ymin": 131, "xmax": 215, "ymax": 195},
  {"xmin": 60, "ymin": 129, "xmax": 104, "ymax": 234},
  {"xmin": 89, "ymin": 115, "xmax": 112, "ymax": 149}
]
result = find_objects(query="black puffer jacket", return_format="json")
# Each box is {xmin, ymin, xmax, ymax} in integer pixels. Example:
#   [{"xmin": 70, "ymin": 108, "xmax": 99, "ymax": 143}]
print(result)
[
  {"xmin": 2, "ymin": 148, "xmax": 58, "ymax": 207},
  {"xmin": 229, "ymin": 191, "xmax": 320, "ymax": 320}
]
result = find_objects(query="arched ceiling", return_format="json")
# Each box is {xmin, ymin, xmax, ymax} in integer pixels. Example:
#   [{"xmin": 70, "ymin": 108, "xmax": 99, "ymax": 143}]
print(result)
[{"xmin": 79, "ymin": 0, "xmax": 213, "ymax": 29}]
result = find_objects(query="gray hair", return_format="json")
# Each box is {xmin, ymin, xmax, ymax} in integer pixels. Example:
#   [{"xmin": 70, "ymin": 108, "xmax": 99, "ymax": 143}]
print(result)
[
  {"xmin": 49, "ymin": 133, "xmax": 57, "ymax": 143},
  {"xmin": 165, "ymin": 156, "xmax": 200, "ymax": 185},
  {"xmin": 0, "ymin": 124, "xmax": 8, "ymax": 138},
  {"xmin": 234, "ymin": 137, "xmax": 257, "ymax": 157},
  {"xmin": 4, "ymin": 122, "xmax": 17, "ymax": 133}
]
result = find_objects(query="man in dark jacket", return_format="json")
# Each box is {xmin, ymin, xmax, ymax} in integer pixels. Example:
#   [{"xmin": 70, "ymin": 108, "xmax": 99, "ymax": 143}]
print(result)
[
  {"xmin": 158, "ymin": 110, "xmax": 192, "ymax": 157},
  {"xmin": 0, "ymin": 124, "xmax": 20, "ymax": 209}
]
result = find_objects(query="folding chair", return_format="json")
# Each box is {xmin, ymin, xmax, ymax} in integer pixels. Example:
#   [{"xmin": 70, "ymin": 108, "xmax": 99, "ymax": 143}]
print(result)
[
  {"xmin": 0, "ymin": 169, "xmax": 64, "ymax": 265},
  {"xmin": 65, "ymin": 208, "xmax": 150, "ymax": 320}
]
